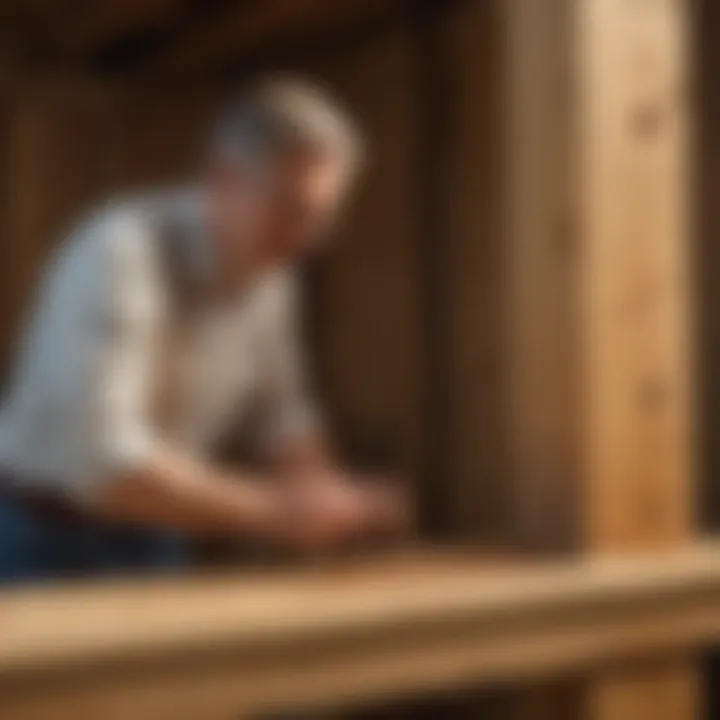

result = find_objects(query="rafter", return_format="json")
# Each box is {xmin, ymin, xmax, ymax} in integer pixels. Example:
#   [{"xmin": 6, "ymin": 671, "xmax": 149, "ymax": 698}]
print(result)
[
  {"xmin": 50, "ymin": 0, "xmax": 180, "ymax": 60},
  {"xmin": 149, "ymin": 0, "xmax": 392, "ymax": 75}
]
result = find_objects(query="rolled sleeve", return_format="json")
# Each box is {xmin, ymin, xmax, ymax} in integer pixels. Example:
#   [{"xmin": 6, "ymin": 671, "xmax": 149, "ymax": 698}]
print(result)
[
  {"xmin": 0, "ymin": 203, "xmax": 170, "ymax": 504},
  {"xmin": 76, "ymin": 211, "xmax": 165, "ymax": 499}
]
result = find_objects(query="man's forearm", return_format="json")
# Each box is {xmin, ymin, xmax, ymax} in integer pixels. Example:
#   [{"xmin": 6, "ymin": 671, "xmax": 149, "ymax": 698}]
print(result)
[
  {"xmin": 274, "ymin": 431, "xmax": 335, "ymax": 478},
  {"xmin": 89, "ymin": 446, "xmax": 278, "ymax": 537}
]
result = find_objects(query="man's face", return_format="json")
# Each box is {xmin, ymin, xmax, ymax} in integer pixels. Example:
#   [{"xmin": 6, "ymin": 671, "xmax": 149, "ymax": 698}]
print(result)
[{"xmin": 211, "ymin": 149, "xmax": 350, "ymax": 275}]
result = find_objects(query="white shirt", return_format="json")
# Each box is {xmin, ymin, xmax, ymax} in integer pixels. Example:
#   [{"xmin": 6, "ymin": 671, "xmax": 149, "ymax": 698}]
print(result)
[{"xmin": 0, "ymin": 189, "xmax": 318, "ymax": 502}]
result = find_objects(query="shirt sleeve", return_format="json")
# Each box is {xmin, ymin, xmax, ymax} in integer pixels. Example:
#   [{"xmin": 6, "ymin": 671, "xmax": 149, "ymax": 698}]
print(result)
[
  {"xmin": 255, "ymin": 273, "xmax": 323, "ymax": 455},
  {"xmin": 76, "ymin": 210, "xmax": 165, "ymax": 499}
]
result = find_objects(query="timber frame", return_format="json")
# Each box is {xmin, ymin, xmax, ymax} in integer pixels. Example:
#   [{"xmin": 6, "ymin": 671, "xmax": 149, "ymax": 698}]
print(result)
[{"xmin": 0, "ymin": 544, "xmax": 718, "ymax": 718}]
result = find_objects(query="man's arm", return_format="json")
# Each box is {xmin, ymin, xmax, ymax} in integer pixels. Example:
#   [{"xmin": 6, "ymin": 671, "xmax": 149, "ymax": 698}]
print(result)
[
  {"xmin": 255, "ymin": 273, "xmax": 334, "ymax": 478},
  {"xmin": 89, "ymin": 445, "xmax": 280, "ymax": 537},
  {"xmin": 76, "ymin": 212, "xmax": 284, "ymax": 539},
  {"xmin": 255, "ymin": 274, "xmax": 411, "ymax": 540}
]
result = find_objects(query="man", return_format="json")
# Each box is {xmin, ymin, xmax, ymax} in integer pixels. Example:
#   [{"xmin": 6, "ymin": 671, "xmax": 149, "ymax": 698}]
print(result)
[{"xmin": 0, "ymin": 78, "xmax": 404, "ymax": 582}]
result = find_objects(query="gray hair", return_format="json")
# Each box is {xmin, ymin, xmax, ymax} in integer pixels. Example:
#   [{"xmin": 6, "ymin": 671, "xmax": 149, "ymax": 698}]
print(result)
[{"xmin": 210, "ymin": 77, "xmax": 365, "ymax": 180}]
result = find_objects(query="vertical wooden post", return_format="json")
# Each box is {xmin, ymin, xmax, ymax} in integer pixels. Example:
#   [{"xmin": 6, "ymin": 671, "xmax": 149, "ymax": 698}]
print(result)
[
  {"xmin": 504, "ymin": 0, "xmax": 697, "ymax": 717},
  {"xmin": 580, "ymin": 0, "xmax": 697, "ymax": 714},
  {"xmin": 578, "ymin": 0, "xmax": 692, "ymax": 554},
  {"xmin": 414, "ymin": 1, "xmax": 454, "ymax": 538},
  {"xmin": 504, "ymin": 0, "xmax": 580, "ymax": 553}
]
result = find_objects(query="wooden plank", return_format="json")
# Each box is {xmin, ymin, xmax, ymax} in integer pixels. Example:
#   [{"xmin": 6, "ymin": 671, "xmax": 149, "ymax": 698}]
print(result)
[
  {"xmin": 503, "ymin": 0, "xmax": 695, "ymax": 718},
  {"xmin": 303, "ymin": 35, "xmax": 424, "ymax": 492},
  {"xmin": 588, "ymin": 657, "xmax": 701, "ymax": 720},
  {"xmin": 578, "ymin": 3, "xmax": 696, "ymax": 716},
  {"xmin": 413, "ymin": 4, "xmax": 454, "ymax": 537},
  {"xmin": 1, "ymin": 544, "xmax": 720, "ymax": 718},
  {"xmin": 503, "ymin": 0, "xmax": 580, "ymax": 552},
  {"xmin": 578, "ymin": 0, "xmax": 692, "ymax": 553},
  {"xmin": 442, "ymin": 0, "xmax": 509, "ymax": 542},
  {"xmin": 503, "ymin": 0, "xmax": 692, "ymax": 547}
]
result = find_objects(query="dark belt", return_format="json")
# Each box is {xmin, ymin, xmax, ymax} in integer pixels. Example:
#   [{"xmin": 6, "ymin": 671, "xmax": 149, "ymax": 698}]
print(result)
[{"xmin": 0, "ymin": 475, "xmax": 92, "ymax": 528}]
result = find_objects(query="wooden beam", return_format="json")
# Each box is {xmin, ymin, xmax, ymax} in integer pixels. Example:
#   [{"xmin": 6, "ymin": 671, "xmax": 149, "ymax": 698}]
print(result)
[
  {"xmin": 2, "ymin": 544, "xmax": 720, "ymax": 718},
  {"xmin": 503, "ymin": 0, "xmax": 580, "ymax": 553},
  {"xmin": 148, "ymin": 0, "xmax": 395, "ymax": 76},
  {"xmin": 440, "ymin": 0, "xmax": 509, "ymax": 544},
  {"xmin": 578, "ymin": 0, "xmax": 692, "ymax": 553},
  {"xmin": 503, "ymin": 0, "xmax": 695, "ymax": 718},
  {"xmin": 503, "ymin": 0, "xmax": 692, "ymax": 555},
  {"xmin": 413, "ymin": 2, "xmax": 454, "ymax": 538},
  {"xmin": 51, "ymin": 0, "xmax": 179, "ymax": 61}
]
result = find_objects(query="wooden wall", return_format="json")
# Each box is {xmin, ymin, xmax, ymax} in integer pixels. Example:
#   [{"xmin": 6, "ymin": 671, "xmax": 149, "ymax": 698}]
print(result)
[
  {"xmin": 442, "ymin": 0, "xmax": 506, "ymax": 541},
  {"xmin": 305, "ymin": 2, "xmax": 507, "ymax": 541},
  {"xmin": 0, "ymin": 82, "xmax": 222, "ymax": 382},
  {"xmin": 303, "ymin": 31, "xmax": 424, "ymax": 489}
]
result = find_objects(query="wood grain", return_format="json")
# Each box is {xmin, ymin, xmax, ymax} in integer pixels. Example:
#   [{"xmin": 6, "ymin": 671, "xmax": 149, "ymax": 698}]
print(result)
[{"xmin": 1, "ymin": 544, "xmax": 719, "ymax": 718}]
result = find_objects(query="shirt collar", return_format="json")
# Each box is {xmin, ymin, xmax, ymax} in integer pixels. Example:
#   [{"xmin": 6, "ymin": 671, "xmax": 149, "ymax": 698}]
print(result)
[{"xmin": 161, "ymin": 185, "xmax": 264, "ymax": 309}]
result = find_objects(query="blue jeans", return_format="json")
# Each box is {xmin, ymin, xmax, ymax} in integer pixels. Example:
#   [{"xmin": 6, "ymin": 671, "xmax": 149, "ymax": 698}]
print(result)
[{"xmin": 0, "ymin": 496, "xmax": 190, "ymax": 584}]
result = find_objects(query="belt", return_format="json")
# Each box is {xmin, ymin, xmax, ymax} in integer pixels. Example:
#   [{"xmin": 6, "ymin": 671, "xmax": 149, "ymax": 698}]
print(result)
[{"xmin": 0, "ymin": 475, "xmax": 92, "ymax": 528}]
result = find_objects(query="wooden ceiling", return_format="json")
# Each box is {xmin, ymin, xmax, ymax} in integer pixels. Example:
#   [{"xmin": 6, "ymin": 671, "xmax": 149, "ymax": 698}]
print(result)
[{"xmin": 0, "ymin": 0, "xmax": 413, "ymax": 81}]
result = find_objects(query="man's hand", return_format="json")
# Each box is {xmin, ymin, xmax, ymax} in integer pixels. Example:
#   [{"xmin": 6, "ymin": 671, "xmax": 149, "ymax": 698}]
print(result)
[
  {"xmin": 272, "ymin": 476, "xmax": 368, "ymax": 551},
  {"xmin": 270, "ymin": 469, "xmax": 412, "ymax": 552},
  {"xmin": 354, "ymin": 474, "xmax": 414, "ymax": 539}
]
